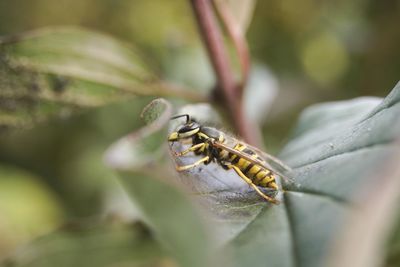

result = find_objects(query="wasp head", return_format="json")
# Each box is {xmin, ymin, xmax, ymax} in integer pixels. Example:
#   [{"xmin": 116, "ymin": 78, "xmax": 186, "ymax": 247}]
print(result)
[{"xmin": 168, "ymin": 114, "xmax": 201, "ymax": 142}]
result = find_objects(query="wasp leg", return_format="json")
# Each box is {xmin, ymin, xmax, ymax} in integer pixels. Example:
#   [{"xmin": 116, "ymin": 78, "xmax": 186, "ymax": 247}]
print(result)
[
  {"xmin": 227, "ymin": 164, "xmax": 279, "ymax": 204},
  {"xmin": 175, "ymin": 156, "xmax": 210, "ymax": 171},
  {"xmin": 174, "ymin": 143, "xmax": 206, "ymax": 157}
]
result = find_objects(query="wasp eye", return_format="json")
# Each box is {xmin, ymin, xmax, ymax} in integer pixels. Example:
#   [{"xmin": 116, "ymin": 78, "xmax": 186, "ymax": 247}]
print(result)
[
  {"xmin": 178, "ymin": 123, "xmax": 197, "ymax": 133},
  {"xmin": 177, "ymin": 126, "xmax": 189, "ymax": 133},
  {"xmin": 177, "ymin": 123, "xmax": 200, "ymax": 137},
  {"xmin": 178, "ymin": 127, "xmax": 193, "ymax": 134}
]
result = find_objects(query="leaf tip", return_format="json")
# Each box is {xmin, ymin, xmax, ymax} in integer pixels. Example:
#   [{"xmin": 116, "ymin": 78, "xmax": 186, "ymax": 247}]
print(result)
[{"xmin": 140, "ymin": 98, "xmax": 171, "ymax": 125}]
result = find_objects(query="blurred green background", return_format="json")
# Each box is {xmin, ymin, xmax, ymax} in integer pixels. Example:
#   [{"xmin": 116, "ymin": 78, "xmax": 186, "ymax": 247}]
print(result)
[{"xmin": 0, "ymin": 0, "xmax": 399, "ymax": 262}]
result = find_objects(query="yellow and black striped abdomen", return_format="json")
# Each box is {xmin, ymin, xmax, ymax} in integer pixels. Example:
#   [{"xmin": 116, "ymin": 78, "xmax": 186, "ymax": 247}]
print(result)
[{"xmin": 226, "ymin": 143, "xmax": 278, "ymax": 190}]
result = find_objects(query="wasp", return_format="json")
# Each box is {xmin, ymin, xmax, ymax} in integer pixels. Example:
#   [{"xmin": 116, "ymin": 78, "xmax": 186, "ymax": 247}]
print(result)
[{"xmin": 168, "ymin": 114, "xmax": 292, "ymax": 204}]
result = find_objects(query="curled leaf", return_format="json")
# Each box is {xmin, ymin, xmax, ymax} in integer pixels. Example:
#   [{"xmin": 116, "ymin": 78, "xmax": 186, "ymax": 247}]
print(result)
[
  {"xmin": 105, "ymin": 99, "xmax": 213, "ymax": 267},
  {"xmin": 104, "ymin": 98, "xmax": 171, "ymax": 170}
]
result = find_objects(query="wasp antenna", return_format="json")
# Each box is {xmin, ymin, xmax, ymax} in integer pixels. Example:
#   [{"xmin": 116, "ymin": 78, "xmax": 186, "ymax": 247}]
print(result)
[{"xmin": 171, "ymin": 114, "xmax": 191, "ymax": 123}]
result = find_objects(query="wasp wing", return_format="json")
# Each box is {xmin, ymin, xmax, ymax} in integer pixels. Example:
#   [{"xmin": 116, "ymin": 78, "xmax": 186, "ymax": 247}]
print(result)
[
  {"xmin": 211, "ymin": 140, "xmax": 297, "ymax": 185},
  {"xmin": 239, "ymin": 143, "xmax": 292, "ymax": 172}
]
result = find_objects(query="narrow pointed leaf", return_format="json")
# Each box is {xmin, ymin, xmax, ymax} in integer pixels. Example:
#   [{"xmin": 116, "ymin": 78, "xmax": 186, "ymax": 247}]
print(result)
[{"xmin": 0, "ymin": 27, "xmax": 195, "ymax": 130}]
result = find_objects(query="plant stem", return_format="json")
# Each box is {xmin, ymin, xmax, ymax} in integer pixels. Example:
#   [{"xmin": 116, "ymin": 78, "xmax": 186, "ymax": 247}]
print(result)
[
  {"xmin": 213, "ymin": 0, "xmax": 250, "ymax": 91},
  {"xmin": 190, "ymin": 0, "xmax": 260, "ymax": 146}
]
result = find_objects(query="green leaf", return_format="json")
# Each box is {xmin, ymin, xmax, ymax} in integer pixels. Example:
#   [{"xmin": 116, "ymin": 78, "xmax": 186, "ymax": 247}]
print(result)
[
  {"xmin": 105, "ymin": 99, "xmax": 213, "ymax": 267},
  {"xmin": 0, "ymin": 27, "xmax": 199, "ymax": 130},
  {"xmin": 168, "ymin": 83, "xmax": 400, "ymax": 267},
  {"xmin": 1, "ymin": 27, "xmax": 154, "ymax": 86},
  {"xmin": 226, "ymin": 82, "xmax": 400, "ymax": 267},
  {"xmin": 104, "ymin": 83, "xmax": 400, "ymax": 267},
  {"xmin": 0, "ymin": 222, "xmax": 166, "ymax": 267}
]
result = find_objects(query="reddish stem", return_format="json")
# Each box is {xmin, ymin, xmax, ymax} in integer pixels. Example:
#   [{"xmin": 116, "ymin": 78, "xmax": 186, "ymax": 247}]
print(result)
[
  {"xmin": 213, "ymin": 0, "xmax": 250, "ymax": 92},
  {"xmin": 190, "ymin": 0, "xmax": 260, "ymax": 146}
]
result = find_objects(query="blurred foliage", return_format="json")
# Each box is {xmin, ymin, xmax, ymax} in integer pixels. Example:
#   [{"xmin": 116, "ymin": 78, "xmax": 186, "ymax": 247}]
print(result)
[
  {"xmin": 2, "ymin": 222, "xmax": 169, "ymax": 267},
  {"xmin": 0, "ymin": 26, "xmax": 202, "ymax": 130},
  {"xmin": 0, "ymin": 0, "xmax": 398, "ymax": 96},
  {"xmin": 0, "ymin": 165, "xmax": 63, "ymax": 257},
  {"xmin": 248, "ymin": 0, "xmax": 400, "ymax": 95},
  {"xmin": 0, "ymin": 0, "xmax": 399, "ymax": 267},
  {"xmin": 387, "ymin": 213, "xmax": 400, "ymax": 267}
]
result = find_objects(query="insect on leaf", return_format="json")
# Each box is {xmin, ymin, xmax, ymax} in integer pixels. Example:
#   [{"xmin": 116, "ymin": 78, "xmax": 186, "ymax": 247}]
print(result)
[{"xmin": 167, "ymin": 82, "xmax": 400, "ymax": 267}]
